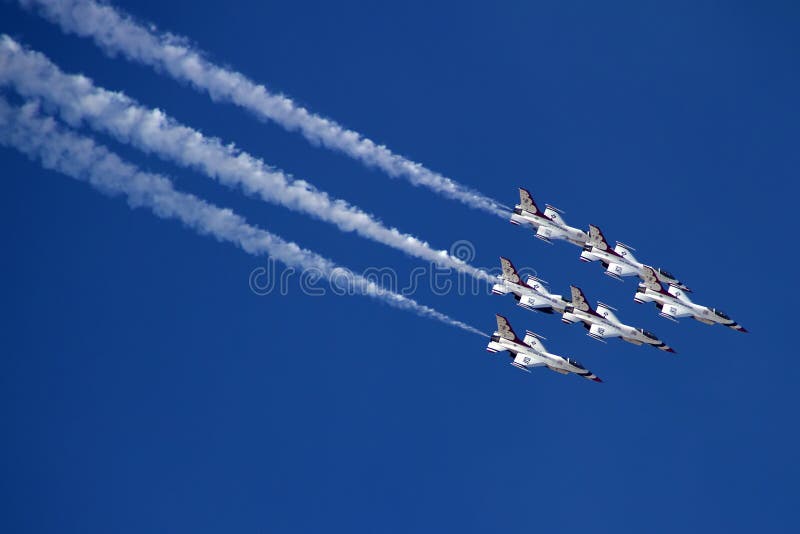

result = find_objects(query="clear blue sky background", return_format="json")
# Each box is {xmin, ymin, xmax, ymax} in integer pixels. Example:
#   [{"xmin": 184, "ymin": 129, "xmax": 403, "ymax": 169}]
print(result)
[{"xmin": 1, "ymin": 1, "xmax": 797, "ymax": 532}]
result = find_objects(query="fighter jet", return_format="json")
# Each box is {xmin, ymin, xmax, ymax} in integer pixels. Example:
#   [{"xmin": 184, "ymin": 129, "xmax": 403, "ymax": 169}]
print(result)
[
  {"xmin": 510, "ymin": 188, "xmax": 588, "ymax": 246},
  {"xmin": 562, "ymin": 286, "xmax": 675, "ymax": 352},
  {"xmin": 491, "ymin": 257, "xmax": 570, "ymax": 314},
  {"xmin": 634, "ymin": 266, "xmax": 747, "ymax": 332},
  {"xmin": 580, "ymin": 224, "xmax": 690, "ymax": 291},
  {"xmin": 486, "ymin": 314, "xmax": 602, "ymax": 382}
]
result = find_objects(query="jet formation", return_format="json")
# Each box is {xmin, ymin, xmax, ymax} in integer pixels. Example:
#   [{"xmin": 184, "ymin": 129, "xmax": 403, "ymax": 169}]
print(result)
[
  {"xmin": 486, "ymin": 188, "xmax": 745, "ymax": 384},
  {"xmin": 487, "ymin": 314, "xmax": 602, "ymax": 382}
]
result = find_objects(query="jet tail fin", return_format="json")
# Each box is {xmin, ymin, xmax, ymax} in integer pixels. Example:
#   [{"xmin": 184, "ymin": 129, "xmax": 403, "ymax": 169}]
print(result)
[
  {"xmin": 494, "ymin": 314, "xmax": 524, "ymax": 344},
  {"xmin": 518, "ymin": 188, "xmax": 542, "ymax": 215},
  {"xmin": 499, "ymin": 257, "xmax": 530, "ymax": 287},
  {"xmin": 639, "ymin": 265, "xmax": 670, "ymax": 295},
  {"xmin": 569, "ymin": 285, "xmax": 595, "ymax": 313},
  {"xmin": 587, "ymin": 224, "xmax": 613, "ymax": 251}
]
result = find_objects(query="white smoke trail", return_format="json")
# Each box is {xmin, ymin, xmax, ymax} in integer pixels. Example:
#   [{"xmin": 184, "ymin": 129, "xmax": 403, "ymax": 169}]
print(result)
[
  {"xmin": 17, "ymin": 0, "xmax": 511, "ymax": 218},
  {"xmin": 0, "ymin": 96, "xmax": 487, "ymax": 337},
  {"xmin": 0, "ymin": 35, "xmax": 496, "ymax": 285}
]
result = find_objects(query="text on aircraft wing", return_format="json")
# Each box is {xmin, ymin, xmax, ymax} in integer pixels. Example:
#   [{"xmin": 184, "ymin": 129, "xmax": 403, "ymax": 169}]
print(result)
[
  {"xmin": 518, "ymin": 294, "xmax": 551, "ymax": 311},
  {"xmin": 512, "ymin": 353, "xmax": 543, "ymax": 371},
  {"xmin": 660, "ymin": 302, "xmax": 693, "ymax": 320},
  {"xmin": 607, "ymin": 261, "xmax": 638, "ymax": 277},
  {"xmin": 589, "ymin": 323, "xmax": 622, "ymax": 340}
]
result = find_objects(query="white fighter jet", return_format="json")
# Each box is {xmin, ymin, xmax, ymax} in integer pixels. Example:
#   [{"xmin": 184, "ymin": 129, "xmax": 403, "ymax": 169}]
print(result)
[
  {"xmin": 580, "ymin": 224, "xmax": 690, "ymax": 291},
  {"xmin": 491, "ymin": 257, "xmax": 569, "ymax": 314},
  {"xmin": 635, "ymin": 266, "xmax": 747, "ymax": 332},
  {"xmin": 510, "ymin": 188, "xmax": 588, "ymax": 246},
  {"xmin": 486, "ymin": 314, "xmax": 603, "ymax": 382},
  {"xmin": 562, "ymin": 286, "xmax": 676, "ymax": 352}
]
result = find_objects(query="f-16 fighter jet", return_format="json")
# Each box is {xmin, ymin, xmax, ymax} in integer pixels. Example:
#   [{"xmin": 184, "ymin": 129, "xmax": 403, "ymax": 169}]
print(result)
[
  {"xmin": 510, "ymin": 188, "xmax": 588, "ymax": 246},
  {"xmin": 486, "ymin": 314, "xmax": 602, "ymax": 382},
  {"xmin": 562, "ymin": 286, "xmax": 676, "ymax": 352},
  {"xmin": 580, "ymin": 224, "xmax": 690, "ymax": 291},
  {"xmin": 635, "ymin": 266, "xmax": 747, "ymax": 332},
  {"xmin": 491, "ymin": 257, "xmax": 569, "ymax": 314}
]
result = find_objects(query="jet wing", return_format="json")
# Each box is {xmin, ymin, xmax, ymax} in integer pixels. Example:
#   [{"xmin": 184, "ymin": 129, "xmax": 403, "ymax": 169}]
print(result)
[
  {"xmin": 511, "ymin": 353, "xmax": 545, "ymax": 372},
  {"xmin": 659, "ymin": 302, "xmax": 694, "ymax": 321},
  {"xmin": 543, "ymin": 205, "xmax": 565, "ymax": 226},
  {"xmin": 667, "ymin": 285, "xmax": 692, "ymax": 303},
  {"xmin": 607, "ymin": 261, "xmax": 638, "ymax": 278},
  {"xmin": 518, "ymin": 294, "xmax": 554, "ymax": 312},
  {"xmin": 588, "ymin": 323, "xmax": 622, "ymax": 341},
  {"xmin": 596, "ymin": 302, "xmax": 621, "ymax": 323},
  {"xmin": 535, "ymin": 225, "xmax": 564, "ymax": 243},
  {"xmin": 613, "ymin": 242, "xmax": 638, "ymax": 263},
  {"xmin": 522, "ymin": 330, "xmax": 548, "ymax": 353}
]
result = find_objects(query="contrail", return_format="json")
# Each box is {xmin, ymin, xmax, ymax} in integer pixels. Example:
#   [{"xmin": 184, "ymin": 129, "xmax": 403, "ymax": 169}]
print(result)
[
  {"xmin": 17, "ymin": 0, "xmax": 511, "ymax": 218},
  {"xmin": 0, "ymin": 96, "xmax": 487, "ymax": 337},
  {"xmin": 0, "ymin": 36, "xmax": 495, "ymax": 284}
]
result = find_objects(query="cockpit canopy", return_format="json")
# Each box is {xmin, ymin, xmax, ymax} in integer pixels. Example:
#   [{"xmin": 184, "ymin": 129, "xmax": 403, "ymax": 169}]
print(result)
[
  {"xmin": 513, "ymin": 207, "xmax": 523, "ymax": 215},
  {"xmin": 713, "ymin": 309, "xmax": 730, "ymax": 319},
  {"xmin": 567, "ymin": 358, "xmax": 585, "ymax": 370},
  {"xmin": 638, "ymin": 328, "xmax": 658, "ymax": 339}
]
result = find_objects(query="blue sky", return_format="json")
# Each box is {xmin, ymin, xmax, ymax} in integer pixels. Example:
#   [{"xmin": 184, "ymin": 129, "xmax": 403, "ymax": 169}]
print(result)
[{"xmin": 1, "ymin": 1, "xmax": 798, "ymax": 532}]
